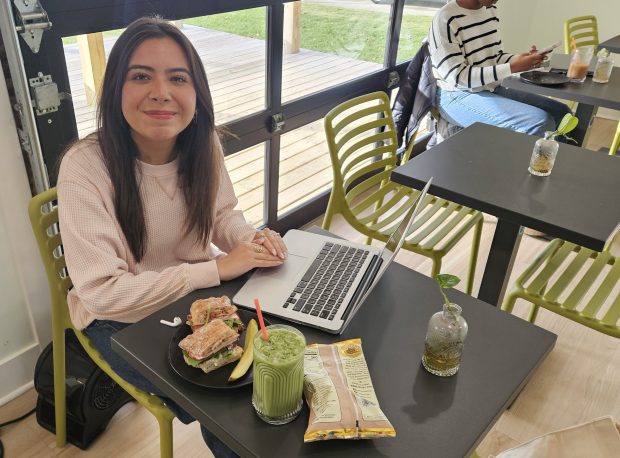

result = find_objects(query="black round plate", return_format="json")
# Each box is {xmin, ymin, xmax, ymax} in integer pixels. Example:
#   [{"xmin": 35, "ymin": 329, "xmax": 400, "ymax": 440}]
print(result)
[
  {"xmin": 168, "ymin": 309, "xmax": 268, "ymax": 389},
  {"xmin": 519, "ymin": 71, "xmax": 570, "ymax": 86}
]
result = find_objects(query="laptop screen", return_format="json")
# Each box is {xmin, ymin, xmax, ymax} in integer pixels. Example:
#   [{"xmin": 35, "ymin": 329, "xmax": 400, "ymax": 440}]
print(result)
[{"xmin": 340, "ymin": 178, "xmax": 433, "ymax": 331}]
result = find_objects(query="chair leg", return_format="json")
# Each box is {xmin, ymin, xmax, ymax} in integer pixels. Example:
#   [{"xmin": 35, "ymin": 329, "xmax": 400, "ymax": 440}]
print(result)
[
  {"xmin": 610, "ymin": 121, "xmax": 620, "ymax": 155},
  {"xmin": 502, "ymin": 293, "xmax": 539, "ymax": 323},
  {"xmin": 431, "ymin": 257, "xmax": 442, "ymax": 280},
  {"xmin": 158, "ymin": 414, "xmax": 174, "ymax": 458},
  {"xmin": 526, "ymin": 304, "xmax": 541, "ymax": 323},
  {"xmin": 322, "ymin": 196, "xmax": 336, "ymax": 230},
  {"xmin": 466, "ymin": 218, "xmax": 483, "ymax": 295},
  {"xmin": 501, "ymin": 292, "xmax": 519, "ymax": 314},
  {"xmin": 52, "ymin": 324, "xmax": 67, "ymax": 447},
  {"xmin": 366, "ymin": 180, "xmax": 389, "ymax": 246}
]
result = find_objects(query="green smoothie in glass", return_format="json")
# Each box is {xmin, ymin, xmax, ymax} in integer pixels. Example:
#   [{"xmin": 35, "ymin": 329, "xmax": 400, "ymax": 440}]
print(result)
[{"xmin": 252, "ymin": 324, "xmax": 306, "ymax": 425}]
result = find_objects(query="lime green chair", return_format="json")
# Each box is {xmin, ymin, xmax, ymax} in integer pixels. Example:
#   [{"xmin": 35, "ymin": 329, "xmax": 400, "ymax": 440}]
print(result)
[
  {"xmin": 563, "ymin": 15, "xmax": 598, "ymax": 53},
  {"xmin": 29, "ymin": 188, "xmax": 175, "ymax": 456},
  {"xmin": 503, "ymin": 146, "xmax": 620, "ymax": 337},
  {"xmin": 322, "ymin": 91, "xmax": 483, "ymax": 294},
  {"xmin": 502, "ymin": 239, "xmax": 620, "ymax": 338},
  {"xmin": 563, "ymin": 15, "xmax": 620, "ymax": 155}
]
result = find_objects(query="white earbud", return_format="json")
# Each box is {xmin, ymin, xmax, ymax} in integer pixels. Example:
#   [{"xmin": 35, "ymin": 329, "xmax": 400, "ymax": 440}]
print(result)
[{"xmin": 160, "ymin": 316, "xmax": 182, "ymax": 327}]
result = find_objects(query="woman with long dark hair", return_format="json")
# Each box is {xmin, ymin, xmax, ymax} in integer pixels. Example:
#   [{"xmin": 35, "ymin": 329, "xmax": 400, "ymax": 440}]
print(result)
[{"xmin": 57, "ymin": 16, "xmax": 286, "ymax": 457}]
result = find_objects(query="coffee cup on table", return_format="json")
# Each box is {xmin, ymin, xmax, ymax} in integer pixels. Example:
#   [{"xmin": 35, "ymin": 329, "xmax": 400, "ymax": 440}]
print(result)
[{"xmin": 567, "ymin": 47, "xmax": 593, "ymax": 83}]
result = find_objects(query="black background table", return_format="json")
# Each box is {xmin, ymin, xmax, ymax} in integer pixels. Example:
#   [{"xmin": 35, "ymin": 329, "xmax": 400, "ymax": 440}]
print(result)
[
  {"xmin": 599, "ymin": 35, "xmax": 620, "ymax": 54},
  {"xmin": 112, "ymin": 242, "xmax": 556, "ymax": 458},
  {"xmin": 502, "ymin": 54, "xmax": 620, "ymax": 146},
  {"xmin": 392, "ymin": 123, "xmax": 620, "ymax": 306}
]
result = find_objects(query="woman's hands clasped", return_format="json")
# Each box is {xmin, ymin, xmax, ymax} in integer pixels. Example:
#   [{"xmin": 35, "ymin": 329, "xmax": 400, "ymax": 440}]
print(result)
[
  {"xmin": 216, "ymin": 228, "xmax": 288, "ymax": 282},
  {"xmin": 252, "ymin": 228, "xmax": 287, "ymax": 260}
]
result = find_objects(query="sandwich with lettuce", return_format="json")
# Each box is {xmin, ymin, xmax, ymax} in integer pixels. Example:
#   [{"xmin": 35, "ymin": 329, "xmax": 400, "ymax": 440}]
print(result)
[
  {"xmin": 178, "ymin": 318, "xmax": 243, "ymax": 374},
  {"xmin": 186, "ymin": 296, "xmax": 244, "ymax": 333}
]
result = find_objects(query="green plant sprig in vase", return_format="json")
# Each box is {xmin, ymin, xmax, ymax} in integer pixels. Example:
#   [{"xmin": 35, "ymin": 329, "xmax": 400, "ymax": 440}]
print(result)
[
  {"xmin": 436, "ymin": 274, "xmax": 460, "ymax": 318},
  {"xmin": 548, "ymin": 113, "xmax": 579, "ymax": 143}
]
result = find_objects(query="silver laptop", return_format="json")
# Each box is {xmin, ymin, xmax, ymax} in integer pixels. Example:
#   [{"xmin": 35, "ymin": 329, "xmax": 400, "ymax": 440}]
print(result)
[{"xmin": 233, "ymin": 178, "xmax": 432, "ymax": 334}]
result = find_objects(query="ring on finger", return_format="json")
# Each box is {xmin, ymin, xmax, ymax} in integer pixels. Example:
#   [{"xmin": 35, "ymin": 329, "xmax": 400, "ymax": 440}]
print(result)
[{"xmin": 254, "ymin": 245, "xmax": 264, "ymax": 254}]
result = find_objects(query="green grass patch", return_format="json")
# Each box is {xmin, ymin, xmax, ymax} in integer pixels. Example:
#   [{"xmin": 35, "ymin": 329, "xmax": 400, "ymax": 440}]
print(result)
[
  {"xmin": 62, "ymin": 6, "xmax": 431, "ymax": 64},
  {"xmin": 185, "ymin": 5, "xmax": 431, "ymax": 64}
]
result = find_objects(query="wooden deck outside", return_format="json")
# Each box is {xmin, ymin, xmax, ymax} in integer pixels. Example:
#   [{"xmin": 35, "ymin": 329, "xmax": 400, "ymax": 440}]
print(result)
[{"xmin": 63, "ymin": 25, "xmax": 382, "ymax": 225}]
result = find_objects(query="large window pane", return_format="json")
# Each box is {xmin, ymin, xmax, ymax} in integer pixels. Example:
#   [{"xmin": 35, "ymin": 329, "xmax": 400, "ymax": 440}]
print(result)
[
  {"xmin": 396, "ymin": 4, "xmax": 436, "ymax": 63},
  {"xmin": 281, "ymin": 0, "xmax": 387, "ymax": 103},
  {"xmin": 277, "ymin": 119, "xmax": 331, "ymax": 216},
  {"xmin": 64, "ymin": 11, "xmax": 266, "ymax": 139},
  {"xmin": 185, "ymin": 9, "xmax": 267, "ymax": 124},
  {"xmin": 225, "ymin": 143, "xmax": 265, "ymax": 227}
]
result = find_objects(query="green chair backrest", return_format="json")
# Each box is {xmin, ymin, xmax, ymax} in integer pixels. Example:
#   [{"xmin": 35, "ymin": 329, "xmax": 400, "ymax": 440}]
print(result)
[
  {"xmin": 28, "ymin": 188, "xmax": 73, "ymax": 331},
  {"xmin": 323, "ymin": 91, "xmax": 415, "ymax": 226},
  {"xmin": 564, "ymin": 15, "xmax": 599, "ymax": 53}
]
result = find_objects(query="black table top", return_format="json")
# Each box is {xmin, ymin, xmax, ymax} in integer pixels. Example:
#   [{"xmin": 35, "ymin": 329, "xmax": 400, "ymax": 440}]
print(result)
[
  {"xmin": 112, "ymin": 245, "xmax": 556, "ymax": 458},
  {"xmin": 502, "ymin": 57, "xmax": 620, "ymax": 111},
  {"xmin": 599, "ymin": 35, "xmax": 620, "ymax": 54},
  {"xmin": 391, "ymin": 123, "xmax": 620, "ymax": 252}
]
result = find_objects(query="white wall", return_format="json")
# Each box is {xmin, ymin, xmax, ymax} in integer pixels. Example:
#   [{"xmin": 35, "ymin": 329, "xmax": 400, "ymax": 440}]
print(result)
[
  {"xmin": 0, "ymin": 64, "xmax": 50, "ymax": 405},
  {"xmin": 499, "ymin": 0, "xmax": 619, "ymax": 53},
  {"xmin": 499, "ymin": 0, "xmax": 620, "ymax": 120}
]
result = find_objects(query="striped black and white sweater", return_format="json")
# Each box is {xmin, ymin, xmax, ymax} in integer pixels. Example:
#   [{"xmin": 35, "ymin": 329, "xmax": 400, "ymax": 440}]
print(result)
[{"xmin": 429, "ymin": 1, "xmax": 515, "ymax": 92}]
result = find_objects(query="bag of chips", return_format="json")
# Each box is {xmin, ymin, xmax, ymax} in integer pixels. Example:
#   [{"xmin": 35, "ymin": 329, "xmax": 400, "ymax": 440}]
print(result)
[{"xmin": 303, "ymin": 338, "xmax": 396, "ymax": 442}]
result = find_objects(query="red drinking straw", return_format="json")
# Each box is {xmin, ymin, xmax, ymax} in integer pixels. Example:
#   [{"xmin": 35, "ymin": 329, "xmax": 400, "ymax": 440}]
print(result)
[{"xmin": 254, "ymin": 298, "xmax": 269, "ymax": 341}]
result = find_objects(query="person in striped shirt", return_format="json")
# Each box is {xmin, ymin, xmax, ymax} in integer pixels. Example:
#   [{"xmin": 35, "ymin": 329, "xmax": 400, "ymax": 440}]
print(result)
[{"xmin": 429, "ymin": 0, "xmax": 571, "ymax": 137}]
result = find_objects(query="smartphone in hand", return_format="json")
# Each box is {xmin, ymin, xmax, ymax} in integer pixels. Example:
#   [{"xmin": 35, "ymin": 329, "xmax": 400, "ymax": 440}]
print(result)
[{"xmin": 539, "ymin": 41, "xmax": 561, "ymax": 55}]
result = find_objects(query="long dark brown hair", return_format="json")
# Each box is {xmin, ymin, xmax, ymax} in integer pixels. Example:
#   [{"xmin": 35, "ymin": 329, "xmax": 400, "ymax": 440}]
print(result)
[{"xmin": 96, "ymin": 16, "xmax": 220, "ymax": 262}]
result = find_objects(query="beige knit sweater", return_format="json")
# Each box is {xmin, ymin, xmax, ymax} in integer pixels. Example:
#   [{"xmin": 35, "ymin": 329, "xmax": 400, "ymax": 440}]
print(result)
[{"xmin": 57, "ymin": 139, "xmax": 257, "ymax": 330}]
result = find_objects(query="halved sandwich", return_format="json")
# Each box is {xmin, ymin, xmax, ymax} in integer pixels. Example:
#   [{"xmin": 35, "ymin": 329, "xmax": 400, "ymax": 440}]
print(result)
[
  {"xmin": 178, "ymin": 318, "xmax": 243, "ymax": 374},
  {"xmin": 186, "ymin": 296, "xmax": 245, "ymax": 333}
]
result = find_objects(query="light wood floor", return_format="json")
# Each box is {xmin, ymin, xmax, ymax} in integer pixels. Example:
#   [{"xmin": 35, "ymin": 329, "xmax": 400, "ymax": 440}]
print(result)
[{"xmin": 1, "ymin": 119, "xmax": 619, "ymax": 457}]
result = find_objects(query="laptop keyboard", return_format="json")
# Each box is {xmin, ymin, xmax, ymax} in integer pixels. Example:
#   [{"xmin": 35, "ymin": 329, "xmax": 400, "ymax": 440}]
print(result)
[{"xmin": 283, "ymin": 242, "xmax": 369, "ymax": 320}]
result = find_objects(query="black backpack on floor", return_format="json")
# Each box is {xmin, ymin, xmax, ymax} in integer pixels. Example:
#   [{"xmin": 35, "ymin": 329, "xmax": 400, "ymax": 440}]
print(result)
[{"xmin": 33, "ymin": 329, "xmax": 133, "ymax": 449}]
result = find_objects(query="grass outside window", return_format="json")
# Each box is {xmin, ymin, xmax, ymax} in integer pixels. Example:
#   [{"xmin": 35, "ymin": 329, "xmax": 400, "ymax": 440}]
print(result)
[{"xmin": 62, "ymin": 5, "xmax": 432, "ymax": 64}]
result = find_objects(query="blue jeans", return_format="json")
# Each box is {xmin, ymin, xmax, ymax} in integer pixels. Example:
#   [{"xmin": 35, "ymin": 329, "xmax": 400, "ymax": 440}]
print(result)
[
  {"xmin": 436, "ymin": 86, "xmax": 572, "ymax": 137},
  {"xmin": 84, "ymin": 320, "xmax": 239, "ymax": 458}
]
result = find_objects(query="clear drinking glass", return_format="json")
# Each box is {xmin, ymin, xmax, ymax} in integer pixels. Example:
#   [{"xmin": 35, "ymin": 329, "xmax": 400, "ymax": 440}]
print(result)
[
  {"xmin": 529, "ymin": 132, "xmax": 559, "ymax": 177},
  {"xmin": 567, "ymin": 47, "xmax": 594, "ymax": 83},
  {"xmin": 593, "ymin": 51, "xmax": 614, "ymax": 83},
  {"xmin": 252, "ymin": 324, "xmax": 306, "ymax": 425}
]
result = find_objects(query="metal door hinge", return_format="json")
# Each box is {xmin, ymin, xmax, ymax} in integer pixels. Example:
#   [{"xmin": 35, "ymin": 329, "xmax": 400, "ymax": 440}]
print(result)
[
  {"xmin": 13, "ymin": 0, "xmax": 52, "ymax": 53},
  {"xmin": 271, "ymin": 113, "xmax": 285, "ymax": 133}
]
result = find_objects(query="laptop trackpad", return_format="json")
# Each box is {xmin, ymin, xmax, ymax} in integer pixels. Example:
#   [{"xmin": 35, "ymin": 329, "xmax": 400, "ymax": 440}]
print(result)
[
  {"xmin": 233, "ymin": 253, "xmax": 308, "ymax": 309},
  {"xmin": 252, "ymin": 253, "xmax": 307, "ymax": 284}
]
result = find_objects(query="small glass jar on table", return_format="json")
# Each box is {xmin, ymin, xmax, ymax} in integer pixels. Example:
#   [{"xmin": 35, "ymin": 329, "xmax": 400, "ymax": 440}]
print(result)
[
  {"xmin": 529, "ymin": 132, "xmax": 559, "ymax": 177},
  {"xmin": 593, "ymin": 48, "xmax": 614, "ymax": 84},
  {"xmin": 422, "ymin": 303, "xmax": 468, "ymax": 377}
]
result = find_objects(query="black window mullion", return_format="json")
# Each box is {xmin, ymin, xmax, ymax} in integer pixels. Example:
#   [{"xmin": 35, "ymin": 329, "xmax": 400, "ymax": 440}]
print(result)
[
  {"xmin": 385, "ymin": 0, "xmax": 405, "ymax": 68},
  {"xmin": 264, "ymin": 3, "xmax": 284, "ymax": 228}
]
